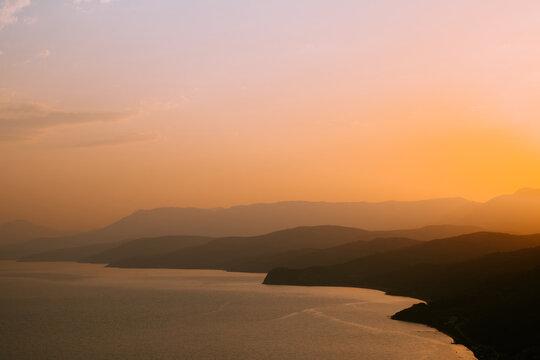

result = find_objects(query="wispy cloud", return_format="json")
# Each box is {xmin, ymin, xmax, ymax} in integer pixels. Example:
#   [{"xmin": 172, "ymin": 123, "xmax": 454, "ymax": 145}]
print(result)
[
  {"xmin": 21, "ymin": 49, "xmax": 51, "ymax": 64},
  {"xmin": 0, "ymin": 0, "xmax": 31, "ymax": 30},
  {"xmin": 73, "ymin": 0, "xmax": 113, "ymax": 4},
  {"xmin": 38, "ymin": 49, "xmax": 50, "ymax": 58},
  {"xmin": 0, "ymin": 101, "xmax": 134, "ymax": 141},
  {"xmin": 70, "ymin": 131, "xmax": 160, "ymax": 148},
  {"xmin": 22, "ymin": 15, "xmax": 36, "ymax": 24}
]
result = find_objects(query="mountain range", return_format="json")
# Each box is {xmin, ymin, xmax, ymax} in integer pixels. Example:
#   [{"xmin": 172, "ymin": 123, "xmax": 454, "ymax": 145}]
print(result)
[
  {"xmin": 14, "ymin": 225, "xmax": 476, "ymax": 271},
  {"xmin": 263, "ymin": 232, "xmax": 540, "ymax": 288},
  {"xmin": 0, "ymin": 220, "xmax": 69, "ymax": 246},
  {"xmin": 106, "ymin": 225, "xmax": 478, "ymax": 272},
  {"xmin": 3, "ymin": 189, "xmax": 540, "ymax": 359},
  {"xmin": 18, "ymin": 235, "xmax": 214, "ymax": 264},
  {"xmin": 1, "ymin": 188, "xmax": 540, "ymax": 260}
]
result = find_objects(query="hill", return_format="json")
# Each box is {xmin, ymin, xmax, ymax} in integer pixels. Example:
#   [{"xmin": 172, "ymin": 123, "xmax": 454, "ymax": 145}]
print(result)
[
  {"xmin": 0, "ymin": 220, "xmax": 68, "ymax": 246},
  {"xmin": 82, "ymin": 235, "xmax": 213, "ymax": 264},
  {"xmin": 463, "ymin": 188, "xmax": 540, "ymax": 234},
  {"xmin": 108, "ymin": 225, "xmax": 478, "ymax": 272},
  {"xmin": 17, "ymin": 242, "xmax": 120, "ymax": 262},
  {"xmin": 390, "ymin": 246, "xmax": 540, "ymax": 359},
  {"xmin": 100, "ymin": 199, "xmax": 478, "ymax": 238},
  {"xmin": 225, "ymin": 237, "xmax": 422, "ymax": 272},
  {"xmin": 5, "ymin": 187, "xmax": 540, "ymax": 260},
  {"xmin": 18, "ymin": 235, "xmax": 213, "ymax": 264},
  {"xmin": 0, "ymin": 198, "xmax": 479, "ymax": 260},
  {"xmin": 264, "ymin": 232, "xmax": 540, "ymax": 359},
  {"xmin": 263, "ymin": 232, "xmax": 540, "ymax": 287}
]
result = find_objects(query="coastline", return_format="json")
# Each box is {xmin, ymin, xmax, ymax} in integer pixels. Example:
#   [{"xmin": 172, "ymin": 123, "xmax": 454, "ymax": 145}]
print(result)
[
  {"xmin": 0, "ymin": 261, "xmax": 492, "ymax": 359},
  {"xmin": 1, "ymin": 261, "xmax": 475, "ymax": 360},
  {"xmin": 262, "ymin": 280, "xmax": 479, "ymax": 359},
  {"xmin": 390, "ymin": 302, "xmax": 496, "ymax": 360}
]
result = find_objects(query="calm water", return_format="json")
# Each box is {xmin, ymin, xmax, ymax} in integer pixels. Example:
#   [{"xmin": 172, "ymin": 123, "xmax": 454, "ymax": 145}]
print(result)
[{"xmin": 0, "ymin": 261, "xmax": 475, "ymax": 360}]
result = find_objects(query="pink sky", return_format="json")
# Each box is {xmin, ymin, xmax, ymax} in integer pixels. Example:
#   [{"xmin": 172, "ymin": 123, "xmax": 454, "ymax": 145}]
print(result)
[{"xmin": 1, "ymin": 0, "xmax": 540, "ymax": 229}]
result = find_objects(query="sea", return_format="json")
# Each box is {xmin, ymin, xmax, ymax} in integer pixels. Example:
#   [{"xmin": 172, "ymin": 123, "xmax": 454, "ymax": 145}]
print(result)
[{"xmin": 0, "ymin": 261, "xmax": 476, "ymax": 360}]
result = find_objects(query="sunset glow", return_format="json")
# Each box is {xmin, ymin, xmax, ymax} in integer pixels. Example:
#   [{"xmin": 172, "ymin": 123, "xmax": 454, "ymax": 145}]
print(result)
[{"xmin": 1, "ymin": 0, "xmax": 540, "ymax": 229}]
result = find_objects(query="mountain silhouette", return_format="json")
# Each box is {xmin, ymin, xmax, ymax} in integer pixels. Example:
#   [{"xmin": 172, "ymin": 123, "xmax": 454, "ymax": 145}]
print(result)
[
  {"xmin": 263, "ymin": 232, "xmax": 540, "ymax": 286},
  {"xmin": 463, "ymin": 188, "xmax": 540, "ymax": 234},
  {"xmin": 264, "ymin": 232, "xmax": 540, "ymax": 359},
  {"xmin": 0, "ymin": 220, "xmax": 68, "ymax": 246},
  {"xmin": 18, "ymin": 235, "xmax": 213, "ymax": 264},
  {"xmin": 224, "ymin": 237, "xmax": 422, "ymax": 272},
  {"xmin": 106, "ymin": 225, "xmax": 479, "ymax": 272},
  {"xmin": 17, "ymin": 242, "xmax": 120, "ymax": 262},
  {"xmin": 0, "ymin": 199, "xmax": 479, "ymax": 259},
  {"xmin": 3, "ymin": 188, "xmax": 540, "ymax": 260},
  {"xmin": 82, "ymin": 235, "xmax": 213, "ymax": 264}
]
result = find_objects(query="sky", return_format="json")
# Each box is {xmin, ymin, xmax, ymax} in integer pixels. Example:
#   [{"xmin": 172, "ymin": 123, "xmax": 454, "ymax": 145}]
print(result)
[{"xmin": 1, "ymin": 0, "xmax": 540, "ymax": 230}]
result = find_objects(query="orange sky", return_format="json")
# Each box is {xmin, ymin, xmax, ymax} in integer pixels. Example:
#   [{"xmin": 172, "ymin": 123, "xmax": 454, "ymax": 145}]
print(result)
[{"xmin": 1, "ymin": 0, "xmax": 540, "ymax": 230}]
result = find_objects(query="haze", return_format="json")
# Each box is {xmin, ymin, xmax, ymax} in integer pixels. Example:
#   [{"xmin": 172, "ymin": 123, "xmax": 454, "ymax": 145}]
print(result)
[{"xmin": 1, "ymin": 0, "xmax": 540, "ymax": 230}]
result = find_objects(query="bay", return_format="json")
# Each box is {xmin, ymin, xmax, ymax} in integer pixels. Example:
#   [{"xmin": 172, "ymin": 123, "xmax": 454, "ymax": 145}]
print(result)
[{"xmin": 0, "ymin": 261, "xmax": 475, "ymax": 360}]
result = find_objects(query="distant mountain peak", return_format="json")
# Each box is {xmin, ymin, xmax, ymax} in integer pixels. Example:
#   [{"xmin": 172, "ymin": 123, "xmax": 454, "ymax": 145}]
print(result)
[
  {"xmin": 3, "ymin": 219, "xmax": 33, "ymax": 226},
  {"xmin": 1, "ymin": 219, "xmax": 46, "ymax": 229},
  {"xmin": 0, "ymin": 220, "xmax": 67, "ymax": 246},
  {"xmin": 514, "ymin": 188, "xmax": 540, "ymax": 197}
]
